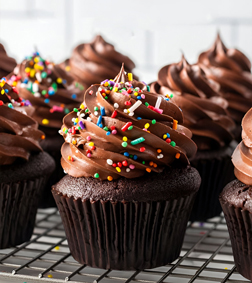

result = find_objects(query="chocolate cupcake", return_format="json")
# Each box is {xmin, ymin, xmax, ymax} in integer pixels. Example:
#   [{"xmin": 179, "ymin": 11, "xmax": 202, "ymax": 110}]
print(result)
[
  {"xmin": 151, "ymin": 55, "xmax": 236, "ymax": 221},
  {"xmin": 8, "ymin": 52, "xmax": 84, "ymax": 207},
  {"xmin": 220, "ymin": 108, "xmax": 252, "ymax": 281},
  {"xmin": 0, "ymin": 78, "xmax": 55, "ymax": 248},
  {"xmin": 52, "ymin": 66, "xmax": 201, "ymax": 270},
  {"xmin": 0, "ymin": 43, "xmax": 17, "ymax": 78},
  {"xmin": 61, "ymin": 35, "xmax": 138, "ymax": 89},
  {"xmin": 198, "ymin": 33, "xmax": 252, "ymax": 139}
]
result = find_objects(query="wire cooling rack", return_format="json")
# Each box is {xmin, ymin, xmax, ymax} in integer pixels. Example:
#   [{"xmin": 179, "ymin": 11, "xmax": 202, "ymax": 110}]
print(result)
[{"xmin": 0, "ymin": 208, "xmax": 249, "ymax": 283}]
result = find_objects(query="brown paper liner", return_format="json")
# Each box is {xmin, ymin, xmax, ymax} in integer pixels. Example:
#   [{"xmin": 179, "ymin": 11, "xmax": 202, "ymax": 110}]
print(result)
[
  {"xmin": 190, "ymin": 153, "xmax": 234, "ymax": 221},
  {"xmin": 220, "ymin": 200, "xmax": 252, "ymax": 281},
  {"xmin": 53, "ymin": 191, "xmax": 196, "ymax": 270},
  {"xmin": 0, "ymin": 176, "xmax": 48, "ymax": 249}
]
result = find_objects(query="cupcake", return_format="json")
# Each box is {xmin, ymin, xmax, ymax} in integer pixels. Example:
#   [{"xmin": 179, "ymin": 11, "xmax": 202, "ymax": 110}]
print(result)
[
  {"xmin": 61, "ymin": 35, "xmax": 138, "ymax": 89},
  {"xmin": 220, "ymin": 108, "xmax": 252, "ymax": 281},
  {"xmin": 52, "ymin": 65, "xmax": 201, "ymax": 270},
  {"xmin": 198, "ymin": 33, "xmax": 252, "ymax": 139},
  {"xmin": 151, "ymin": 55, "xmax": 236, "ymax": 221},
  {"xmin": 0, "ymin": 78, "xmax": 55, "ymax": 248},
  {"xmin": 8, "ymin": 52, "xmax": 85, "ymax": 207},
  {"xmin": 0, "ymin": 43, "xmax": 17, "ymax": 78}
]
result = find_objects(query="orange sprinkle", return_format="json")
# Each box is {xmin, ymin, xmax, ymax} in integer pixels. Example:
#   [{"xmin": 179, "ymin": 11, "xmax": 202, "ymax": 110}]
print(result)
[
  {"xmin": 149, "ymin": 161, "xmax": 154, "ymax": 166},
  {"xmin": 153, "ymin": 163, "xmax": 157, "ymax": 168},
  {"xmin": 157, "ymin": 149, "xmax": 162, "ymax": 153},
  {"xmin": 173, "ymin": 119, "xmax": 178, "ymax": 130},
  {"xmin": 107, "ymin": 176, "xmax": 113, "ymax": 181},
  {"xmin": 41, "ymin": 135, "xmax": 45, "ymax": 140},
  {"xmin": 175, "ymin": 153, "xmax": 181, "ymax": 159},
  {"xmin": 146, "ymin": 168, "xmax": 151, "ymax": 173}
]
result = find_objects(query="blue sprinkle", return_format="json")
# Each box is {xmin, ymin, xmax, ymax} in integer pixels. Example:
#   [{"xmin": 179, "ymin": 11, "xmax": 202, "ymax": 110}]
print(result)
[
  {"xmin": 63, "ymin": 80, "xmax": 67, "ymax": 84},
  {"xmin": 166, "ymin": 133, "xmax": 170, "ymax": 138},
  {"xmin": 124, "ymin": 152, "xmax": 130, "ymax": 157},
  {"xmin": 137, "ymin": 96, "xmax": 141, "ymax": 100},
  {"xmin": 48, "ymin": 90, "xmax": 55, "ymax": 95},
  {"xmin": 4, "ymin": 89, "xmax": 8, "ymax": 93},
  {"xmin": 72, "ymin": 94, "xmax": 77, "ymax": 99},
  {"xmin": 99, "ymin": 123, "xmax": 103, "ymax": 128},
  {"xmin": 24, "ymin": 78, "xmax": 28, "ymax": 84},
  {"xmin": 100, "ymin": 106, "xmax": 105, "ymax": 116},
  {"xmin": 133, "ymin": 155, "xmax": 138, "ymax": 160},
  {"xmin": 1, "ymin": 77, "xmax": 6, "ymax": 81},
  {"xmin": 137, "ymin": 117, "xmax": 142, "ymax": 120},
  {"xmin": 73, "ymin": 122, "xmax": 77, "ymax": 125},
  {"xmin": 106, "ymin": 131, "xmax": 111, "ymax": 135},
  {"xmin": 44, "ymin": 98, "xmax": 50, "ymax": 103},
  {"xmin": 165, "ymin": 98, "xmax": 169, "ymax": 101},
  {"xmin": 97, "ymin": 115, "xmax": 102, "ymax": 126}
]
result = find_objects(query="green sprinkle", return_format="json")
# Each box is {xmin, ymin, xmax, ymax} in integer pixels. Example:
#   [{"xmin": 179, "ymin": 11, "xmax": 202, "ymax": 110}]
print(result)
[
  {"xmin": 105, "ymin": 96, "xmax": 108, "ymax": 100},
  {"xmin": 94, "ymin": 106, "xmax": 99, "ymax": 111},
  {"xmin": 77, "ymin": 126, "xmax": 81, "ymax": 130},
  {"xmin": 64, "ymin": 129, "xmax": 68, "ymax": 134},
  {"xmin": 8, "ymin": 103, "xmax": 13, "ymax": 108},
  {"xmin": 41, "ymin": 72, "xmax": 47, "ymax": 78},
  {"xmin": 73, "ymin": 108, "xmax": 78, "ymax": 112},
  {"xmin": 119, "ymin": 90, "xmax": 122, "ymax": 93},
  {"xmin": 152, "ymin": 119, "xmax": 156, "ymax": 124},
  {"xmin": 128, "ymin": 126, "xmax": 133, "ymax": 130},
  {"xmin": 64, "ymin": 108, "xmax": 70, "ymax": 114},
  {"xmin": 103, "ymin": 126, "xmax": 109, "ymax": 131},
  {"xmin": 41, "ymin": 90, "xmax": 47, "ymax": 95},
  {"xmin": 129, "ymin": 154, "xmax": 133, "ymax": 158},
  {"xmin": 94, "ymin": 173, "xmax": 99, "ymax": 178},
  {"xmin": 170, "ymin": 94, "xmax": 174, "ymax": 98},
  {"xmin": 52, "ymin": 82, "xmax": 58, "ymax": 90},
  {"xmin": 122, "ymin": 142, "xmax": 128, "ymax": 148},
  {"xmin": 131, "ymin": 137, "xmax": 145, "ymax": 145},
  {"xmin": 145, "ymin": 102, "xmax": 149, "ymax": 107},
  {"xmin": 110, "ymin": 87, "xmax": 113, "ymax": 90},
  {"xmin": 147, "ymin": 85, "xmax": 150, "ymax": 91},
  {"xmin": 142, "ymin": 161, "xmax": 145, "ymax": 165},
  {"xmin": 85, "ymin": 109, "xmax": 89, "ymax": 113},
  {"xmin": 170, "ymin": 141, "xmax": 176, "ymax": 147}
]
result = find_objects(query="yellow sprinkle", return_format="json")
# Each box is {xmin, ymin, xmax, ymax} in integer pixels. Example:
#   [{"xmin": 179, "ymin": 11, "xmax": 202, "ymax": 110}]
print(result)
[
  {"xmin": 30, "ymin": 69, "xmax": 35, "ymax": 78},
  {"xmin": 12, "ymin": 81, "xmax": 17, "ymax": 86},
  {"xmin": 104, "ymin": 82, "xmax": 109, "ymax": 87},
  {"xmin": 88, "ymin": 142, "xmax": 94, "ymax": 147},
  {"xmin": 175, "ymin": 153, "xmax": 181, "ymax": 159},
  {"xmin": 173, "ymin": 119, "xmax": 178, "ymax": 130},
  {"xmin": 116, "ymin": 167, "xmax": 121, "ymax": 172},
  {"xmin": 1, "ymin": 89, "xmax": 5, "ymax": 95},
  {"xmin": 0, "ymin": 82, "xmax": 4, "ymax": 87},
  {"xmin": 224, "ymin": 267, "xmax": 228, "ymax": 270},
  {"xmin": 34, "ymin": 56, "xmax": 40, "ymax": 63},
  {"xmin": 42, "ymin": 119, "xmax": 49, "ymax": 125},
  {"xmin": 107, "ymin": 176, "xmax": 113, "ymax": 181},
  {"xmin": 163, "ymin": 134, "xmax": 167, "ymax": 139},
  {"xmin": 54, "ymin": 246, "xmax": 60, "ymax": 250},
  {"xmin": 65, "ymin": 66, "xmax": 71, "ymax": 72},
  {"xmin": 68, "ymin": 156, "xmax": 72, "ymax": 161},
  {"xmin": 48, "ymin": 274, "xmax": 53, "ymax": 278},
  {"xmin": 74, "ymin": 118, "xmax": 78, "ymax": 123},
  {"xmin": 128, "ymin": 73, "xmax": 133, "ymax": 81},
  {"xmin": 57, "ymin": 78, "xmax": 63, "ymax": 84},
  {"xmin": 25, "ymin": 67, "xmax": 31, "ymax": 73},
  {"xmin": 113, "ymin": 87, "xmax": 118, "ymax": 92},
  {"xmin": 134, "ymin": 92, "xmax": 138, "ymax": 96},
  {"xmin": 80, "ymin": 104, "xmax": 85, "ymax": 109},
  {"xmin": 123, "ymin": 136, "xmax": 127, "ymax": 142},
  {"xmin": 72, "ymin": 140, "xmax": 77, "ymax": 145},
  {"xmin": 146, "ymin": 168, "xmax": 151, "ymax": 173},
  {"xmin": 144, "ymin": 123, "xmax": 150, "ymax": 129}
]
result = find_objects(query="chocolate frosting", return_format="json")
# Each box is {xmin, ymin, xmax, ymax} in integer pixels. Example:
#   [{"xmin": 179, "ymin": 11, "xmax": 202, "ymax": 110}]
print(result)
[
  {"xmin": 151, "ymin": 55, "xmax": 235, "ymax": 150},
  {"xmin": 232, "ymin": 108, "xmax": 252, "ymax": 185},
  {"xmin": 198, "ymin": 33, "xmax": 252, "ymax": 123},
  {"xmin": 62, "ymin": 35, "xmax": 137, "ymax": 89},
  {"xmin": 59, "ymin": 66, "xmax": 197, "ymax": 180},
  {"xmin": 0, "ymin": 79, "xmax": 44, "ymax": 165},
  {"xmin": 0, "ymin": 43, "xmax": 17, "ymax": 78},
  {"xmin": 10, "ymin": 52, "xmax": 84, "ymax": 136}
]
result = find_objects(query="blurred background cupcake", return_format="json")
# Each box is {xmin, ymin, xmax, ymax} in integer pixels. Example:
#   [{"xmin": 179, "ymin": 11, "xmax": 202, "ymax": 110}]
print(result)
[
  {"xmin": 150, "ymin": 55, "xmax": 237, "ymax": 221},
  {"xmin": 0, "ymin": 78, "xmax": 55, "ymax": 248},
  {"xmin": 7, "ymin": 52, "xmax": 84, "ymax": 207},
  {"xmin": 0, "ymin": 43, "xmax": 16, "ymax": 78}
]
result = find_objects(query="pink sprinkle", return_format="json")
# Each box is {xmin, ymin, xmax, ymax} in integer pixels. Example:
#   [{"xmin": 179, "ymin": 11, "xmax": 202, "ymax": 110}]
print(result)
[
  {"xmin": 115, "ymin": 83, "xmax": 119, "ymax": 87},
  {"xmin": 69, "ymin": 129, "xmax": 72, "ymax": 133},
  {"xmin": 122, "ymin": 90, "xmax": 129, "ymax": 96},
  {"xmin": 143, "ymin": 128, "xmax": 147, "ymax": 131},
  {"xmin": 129, "ymin": 164, "xmax": 135, "ymax": 170},
  {"xmin": 141, "ymin": 94, "xmax": 145, "ymax": 99},
  {"xmin": 87, "ymin": 136, "xmax": 91, "ymax": 141},
  {"xmin": 153, "ymin": 107, "xmax": 163, "ymax": 114},
  {"xmin": 89, "ymin": 90, "xmax": 93, "ymax": 95},
  {"xmin": 87, "ymin": 153, "xmax": 92, "ymax": 158},
  {"xmin": 112, "ymin": 130, "xmax": 117, "ymax": 135},
  {"xmin": 52, "ymin": 105, "xmax": 64, "ymax": 112}
]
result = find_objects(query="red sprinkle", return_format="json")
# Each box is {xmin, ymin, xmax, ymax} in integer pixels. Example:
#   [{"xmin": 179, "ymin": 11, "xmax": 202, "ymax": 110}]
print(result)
[
  {"xmin": 72, "ymin": 127, "xmax": 76, "ymax": 134},
  {"xmin": 111, "ymin": 126, "xmax": 115, "ymax": 130},
  {"xmin": 122, "ymin": 160, "xmax": 128, "ymax": 166},
  {"xmin": 111, "ymin": 110, "xmax": 117, "ymax": 118},
  {"xmin": 101, "ymin": 89, "xmax": 105, "ymax": 93},
  {"xmin": 0, "ymin": 101, "xmax": 3, "ymax": 106},
  {"xmin": 140, "ymin": 147, "xmax": 146, "ymax": 152},
  {"xmin": 86, "ymin": 150, "xmax": 91, "ymax": 154},
  {"xmin": 117, "ymin": 162, "xmax": 122, "ymax": 168},
  {"xmin": 124, "ymin": 101, "xmax": 131, "ymax": 106},
  {"xmin": 127, "ymin": 89, "xmax": 132, "ymax": 94},
  {"xmin": 112, "ymin": 163, "xmax": 117, "ymax": 167},
  {"xmin": 166, "ymin": 138, "xmax": 171, "ymax": 143},
  {"xmin": 91, "ymin": 146, "xmax": 96, "ymax": 150},
  {"xmin": 121, "ymin": 122, "xmax": 132, "ymax": 131}
]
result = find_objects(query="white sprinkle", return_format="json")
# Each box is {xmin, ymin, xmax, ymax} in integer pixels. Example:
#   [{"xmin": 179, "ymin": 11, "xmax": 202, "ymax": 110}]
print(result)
[
  {"xmin": 128, "ymin": 112, "xmax": 134, "ymax": 116},
  {"xmin": 77, "ymin": 112, "xmax": 80, "ymax": 116},
  {"xmin": 47, "ymin": 78, "xmax": 52, "ymax": 83},
  {"xmin": 80, "ymin": 113, "xmax": 85, "ymax": 118},
  {"xmin": 126, "ymin": 168, "xmax": 130, "ymax": 172},
  {"xmin": 155, "ymin": 96, "xmax": 162, "ymax": 109},
  {"xmin": 127, "ymin": 100, "xmax": 142, "ymax": 113},
  {"xmin": 123, "ymin": 109, "xmax": 128, "ymax": 113},
  {"xmin": 87, "ymin": 117, "xmax": 92, "ymax": 122},
  {"xmin": 36, "ymin": 72, "xmax": 42, "ymax": 82},
  {"xmin": 114, "ymin": 103, "xmax": 119, "ymax": 109},
  {"xmin": 13, "ymin": 66, "xmax": 19, "ymax": 75},
  {"xmin": 72, "ymin": 118, "xmax": 76, "ymax": 122},
  {"xmin": 76, "ymin": 150, "xmax": 78, "ymax": 153},
  {"xmin": 94, "ymin": 111, "xmax": 99, "ymax": 116},
  {"xmin": 21, "ymin": 83, "xmax": 27, "ymax": 88},
  {"xmin": 32, "ymin": 83, "xmax": 39, "ymax": 92},
  {"xmin": 107, "ymin": 159, "xmax": 113, "ymax": 165},
  {"xmin": 34, "ymin": 92, "xmax": 41, "ymax": 97}
]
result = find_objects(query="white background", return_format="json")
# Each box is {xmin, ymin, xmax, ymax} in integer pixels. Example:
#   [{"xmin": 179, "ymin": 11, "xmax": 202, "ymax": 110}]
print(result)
[{"xmin": 0, "ymin": 0, "xmax": 252, "ymax": 82}]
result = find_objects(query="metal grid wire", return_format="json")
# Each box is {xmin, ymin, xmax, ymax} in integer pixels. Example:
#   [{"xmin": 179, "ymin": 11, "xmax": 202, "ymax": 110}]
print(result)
[{"xmin": 0, "ymin": 208, "xmax": 249, "ymax": 283}]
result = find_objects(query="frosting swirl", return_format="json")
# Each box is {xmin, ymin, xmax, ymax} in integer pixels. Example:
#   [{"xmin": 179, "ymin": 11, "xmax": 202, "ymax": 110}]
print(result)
[
  {"xmin": 0, "ymin": 43, "xmax": 17, "ymax": 78},
  {"xmin": 198, "ymin": 33, "xmax": 252, "ymax": 123},
  {"xmin": 232, "ymin": 108, "xmax": 252, "ymax": 185},
  {"xmin": 9, "ymin": 52, "xmax": 84, "ymax": 135},
  {"xmin": 61, "ymin": 35, "xmax": 137, "ymax": 89},
  {"xmin": 0, "ymin": 79, "xmax": 44, "ymax": 165},
  {"xmin": 151, "ymin": 55, "xmax": 235, "ymax": 150},
  {"xmin": 59, "ymin": 66, "xmax": 197, "ymax": 180}
]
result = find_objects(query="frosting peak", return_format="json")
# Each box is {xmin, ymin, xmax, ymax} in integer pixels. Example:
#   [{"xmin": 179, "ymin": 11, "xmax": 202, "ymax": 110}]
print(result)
[
  {"xmin": 0, "ymin": 43, "xmax": 17, "ymax": 78},
  {"xmin": 232, "ymin": 108, "xmax": 252, "ymax": 184},
  {"xmin": 59, "ymin": 67, "xmax": 197, "ymax": 180}
]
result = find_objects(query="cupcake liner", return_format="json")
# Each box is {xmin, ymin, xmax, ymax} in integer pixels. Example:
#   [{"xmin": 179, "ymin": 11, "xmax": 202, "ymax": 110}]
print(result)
[
  {"xmin": 53, "ymin": 191, "xmax": 196, "ymax": 270},
  {"xmin": 190, "ymin": 152, "xmax": 235, "ymax": 222},
  {"xmin": 220, "ymin": 200, "xmax": 252, "ymax": 280},
  {"xmin": 0, "ymin": 176, "xmax": 48, "ymax": 249}
]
